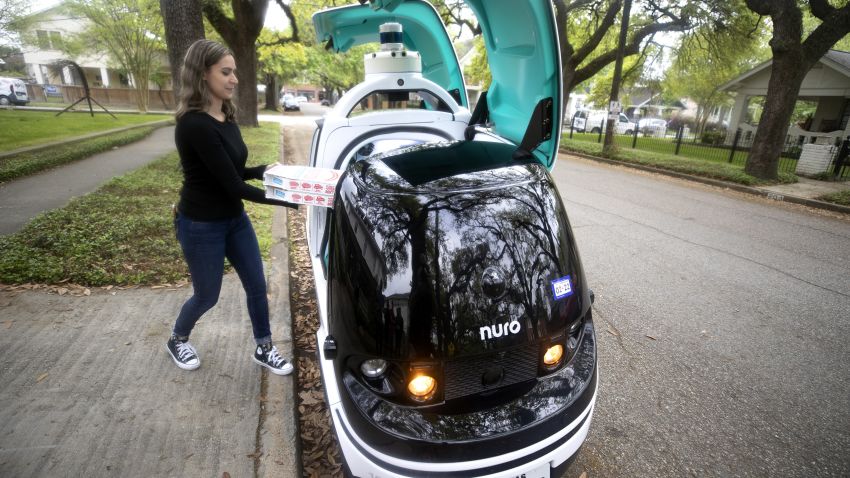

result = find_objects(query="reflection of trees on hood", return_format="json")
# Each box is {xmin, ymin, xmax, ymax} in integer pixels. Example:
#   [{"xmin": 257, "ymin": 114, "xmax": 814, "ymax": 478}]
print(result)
[
  {"xmin": 446, "ymin": 172, "xmax": 564, "ymax": 341},
  {"xmin": 352, "ymin": 161, "xmax": 569, "ymax": 356}
]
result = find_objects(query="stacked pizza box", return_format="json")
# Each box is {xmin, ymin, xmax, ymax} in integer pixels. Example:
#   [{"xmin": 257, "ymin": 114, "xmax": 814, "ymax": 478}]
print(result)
[{"xmin": 263, "ymin": 164, "xmax": 340, "ymax": 208}]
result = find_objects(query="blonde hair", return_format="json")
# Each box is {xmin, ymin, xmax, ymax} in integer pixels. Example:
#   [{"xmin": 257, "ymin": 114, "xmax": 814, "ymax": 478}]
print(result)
[{"xmin": 176, "ymin": 39, "xmax": 237, "ymax": 122}]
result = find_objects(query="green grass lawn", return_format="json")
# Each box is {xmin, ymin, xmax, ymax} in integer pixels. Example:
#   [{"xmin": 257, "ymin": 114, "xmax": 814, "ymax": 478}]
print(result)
[
  {"xmin": 560, "ymin": 136, "xmax": 797, "ymax": 185},
  {"xmin": 0, "ymin": 125, "xmax": 163, "ymax": 183},
  {"xmin": 817, "ymin": 189, "xmax": 850, "ymax": 206},
  {"xmin": 564, "ymin": 131, "xmax": 753, "ymax": 162},
  {"xmin": 0, "ymin": 109, "xmax": 172, "ymax": 151},
  {"xmin": 0, "ymin": 122, "xmax": 280, "ymax": 286}
]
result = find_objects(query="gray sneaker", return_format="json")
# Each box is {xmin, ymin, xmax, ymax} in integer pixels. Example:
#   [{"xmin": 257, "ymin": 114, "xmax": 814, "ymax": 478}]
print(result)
[
  {"xmin": 166, "ymin": 335, "xmax": 200, "ymax": 370},
  {"xmin": 253, "ymin": 343, "xmax": 294, "ymax": 375}
]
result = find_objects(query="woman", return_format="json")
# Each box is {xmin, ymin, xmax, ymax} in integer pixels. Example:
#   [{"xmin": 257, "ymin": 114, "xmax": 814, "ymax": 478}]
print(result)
[{"xmin": 165, "ymin": 39, "xmax": 296, "ymax": 375}]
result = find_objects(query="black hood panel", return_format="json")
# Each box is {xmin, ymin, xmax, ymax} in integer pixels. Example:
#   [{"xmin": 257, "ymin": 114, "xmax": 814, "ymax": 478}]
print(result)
[{"xmin": 329, "ymin": 141, "xmax": 588, "ymax": 361}]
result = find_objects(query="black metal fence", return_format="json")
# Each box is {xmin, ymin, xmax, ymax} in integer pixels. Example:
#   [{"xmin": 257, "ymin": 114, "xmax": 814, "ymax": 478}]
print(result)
[
  {"xmin": 832, "ymin": 140, "xmax": 850, "ymax": 179},
  {"xmin": 564, "ymin": 119, "xmax": 804, "ymax": 175}
]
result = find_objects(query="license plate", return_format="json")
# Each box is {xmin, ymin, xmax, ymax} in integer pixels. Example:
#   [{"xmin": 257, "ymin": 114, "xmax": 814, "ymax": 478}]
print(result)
[{"xmin": 495, "ymin": 462, "xmax": 550, "ymax": 478}]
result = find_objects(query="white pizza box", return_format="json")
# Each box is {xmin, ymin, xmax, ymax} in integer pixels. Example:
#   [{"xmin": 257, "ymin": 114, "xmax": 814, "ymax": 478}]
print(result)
[
  {"xmin": 263, "ymin": 164, "xmax": 341, "ymax": 196},
  {"xmin": 265, "ymin": 185, "xmax": 335, "ymax": 208}
]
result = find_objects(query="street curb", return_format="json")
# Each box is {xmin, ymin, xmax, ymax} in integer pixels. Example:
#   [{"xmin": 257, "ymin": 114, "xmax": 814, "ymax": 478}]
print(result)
[
  {"xmin": 260, "ymin": 123, "xmax": 300, "ymax": 478},
  {"xmin": 560, "ymin": 149, "xmax": 850, "ymax": 216},
  {"xmin": 0, "ymin": 119, "xmax": 173, "ymax": 160}
]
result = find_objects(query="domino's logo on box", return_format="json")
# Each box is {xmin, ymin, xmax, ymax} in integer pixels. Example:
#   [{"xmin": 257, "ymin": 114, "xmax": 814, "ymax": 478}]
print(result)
[{"xmin": 551, "ymin": 275, "xmax": 573, "ymax": 300}]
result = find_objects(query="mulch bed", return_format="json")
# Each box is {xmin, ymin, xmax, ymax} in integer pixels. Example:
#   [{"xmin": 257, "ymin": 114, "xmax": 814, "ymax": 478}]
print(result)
[{"xmin": 288, "ymin": 191, "xmax": 344, "ymax": 478}]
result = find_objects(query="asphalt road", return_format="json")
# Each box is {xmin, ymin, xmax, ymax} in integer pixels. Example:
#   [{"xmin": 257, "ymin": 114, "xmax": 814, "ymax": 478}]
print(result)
[
  {"xmin": 552, "ymin": 157, "xmax": 850, "ymax": 477},
  {"xmin": 280, "ymin": 113, "xmax": 850, "ymax": 476}
]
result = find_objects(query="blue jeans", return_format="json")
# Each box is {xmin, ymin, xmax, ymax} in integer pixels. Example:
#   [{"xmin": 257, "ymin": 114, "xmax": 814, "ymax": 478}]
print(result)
[{"xmin": 173, "ymin": 211, "xmax": 272, "ymax": 345}]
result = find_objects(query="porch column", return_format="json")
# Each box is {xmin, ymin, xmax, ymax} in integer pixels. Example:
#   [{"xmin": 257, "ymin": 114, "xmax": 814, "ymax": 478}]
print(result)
[
  {"xmin": 725, "ymin": 93, "xmax": 749, "ymax": 144},
  {"xmin": 33, "ymin": 64, "xmax": 45, "ymax": 85},
  {"xmin": 100, "ymin": 67, "xmax": 110, "ymax": 87},
  {"xmin": 62, "ymin": 66, "xmax": 74, "ymax": 85}
]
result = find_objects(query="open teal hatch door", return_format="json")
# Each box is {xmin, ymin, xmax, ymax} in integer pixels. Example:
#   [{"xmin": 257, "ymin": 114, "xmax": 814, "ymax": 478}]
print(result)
[
  {"xmin": 312, "ymin": 0, "xmax": 468, "ymax": 108},
  {"xmin": 362, "ymin": 0, "xmax": 563, "ymax": 169}
]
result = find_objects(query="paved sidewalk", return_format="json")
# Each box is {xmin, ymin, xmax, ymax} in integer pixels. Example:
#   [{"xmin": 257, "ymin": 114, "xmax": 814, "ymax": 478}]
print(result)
[
  {"xmin": 0, "ymin": 125, "xmax": 176, "ymax": 236},
  {"xmin": 0, "ymin": 123, "xmax": 299, "ymax": 477},
  {"xmin": 0, "ymin": 270, "xmax": 296, "ymax": 476}
]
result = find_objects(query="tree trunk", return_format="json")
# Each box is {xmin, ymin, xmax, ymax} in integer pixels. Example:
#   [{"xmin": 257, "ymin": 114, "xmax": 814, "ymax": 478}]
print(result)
[
  {"xmin": 204, "ymin": 0, "xmax": 268, "ymax": 127},
  {"xmin": 160, "ymin": 0, "xmax": 205, "ymax": 100},
  {"xmin": 231, "ymin": 41, "xmax": 260, "ymax": 126},
  {"xmin": 744, "ymin": 54, "xmax": 807, "ymax": 180},
  {"xmin": 264, "ymin": 74, "xmax": 277, "ymax": 111},
  {"xmin": 603, "ymin": 0, "xmax": 632, "ymax": 156}
]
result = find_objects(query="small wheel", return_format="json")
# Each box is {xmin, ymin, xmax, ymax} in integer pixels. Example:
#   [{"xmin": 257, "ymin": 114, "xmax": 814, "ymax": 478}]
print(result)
[
  {"xmin": 591, "ymin": 127, "xmax": 600, "ymax": 134},
  {"xmin": 625, "ymin": 129, "xmax": 633, "ymax": 135},
  {"xmin": 0, "ymin": 96, "xmax": 10, "ymax": 106}
]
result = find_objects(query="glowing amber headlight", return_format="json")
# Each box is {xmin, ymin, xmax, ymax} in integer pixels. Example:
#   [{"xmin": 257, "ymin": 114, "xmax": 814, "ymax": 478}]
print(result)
[
  {"xmin": 407, "ymin": 374, "xmax": 436, "ymax": 401},
  {"xmin": 543, "ymin": 344, "xmax": 564, "ymax": 366}
]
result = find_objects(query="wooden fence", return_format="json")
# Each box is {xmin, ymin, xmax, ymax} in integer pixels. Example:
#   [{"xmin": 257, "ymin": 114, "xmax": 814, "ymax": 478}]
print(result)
[{"xmin": 25, "ymin": 84, "xmax": 175, "ymax": 110}]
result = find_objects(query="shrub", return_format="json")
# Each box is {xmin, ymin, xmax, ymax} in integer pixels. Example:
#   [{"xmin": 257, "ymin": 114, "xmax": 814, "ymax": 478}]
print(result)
[{"xmin": 700, "ymin": 130, "xmax": 725, "ymax": 145}]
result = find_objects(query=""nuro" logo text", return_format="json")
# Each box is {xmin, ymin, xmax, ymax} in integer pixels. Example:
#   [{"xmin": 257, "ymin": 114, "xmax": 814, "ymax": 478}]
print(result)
[{"xmin": 479, "ymin": 320, "xmax": 521, "ymax": 340}]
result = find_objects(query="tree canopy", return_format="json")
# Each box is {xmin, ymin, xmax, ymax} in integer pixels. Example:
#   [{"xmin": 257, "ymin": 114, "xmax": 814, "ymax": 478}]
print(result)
[
  {"xmin": 663, "ymin": 7, "xmax": 768, "ymax": 133},
  {"xmin": 0, "ymin": 0, "xmax": 29, "ymax": 46}
]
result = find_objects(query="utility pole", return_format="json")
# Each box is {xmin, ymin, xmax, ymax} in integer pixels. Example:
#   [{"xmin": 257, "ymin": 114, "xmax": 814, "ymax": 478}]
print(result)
[{"xmin": 603, "ymin": 0, "xmax": 632, "ymax": 156}]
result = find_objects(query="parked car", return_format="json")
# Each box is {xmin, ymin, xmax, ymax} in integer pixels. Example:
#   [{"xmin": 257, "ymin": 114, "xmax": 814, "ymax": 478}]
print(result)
[
  {"xmin": 295, "ymin": 95, "xmax": 309, "ymax": 103},
  {"xmin": 304, "ymin": 1, "xmax": 597, "ymax": 477},
  {"xmin": 280, "ymin": 93, "xmax": 300, "ymax": 111},
  {"xmin": 581, "ymin": 111, "xmax": 635, "ymax": 135},
  {"xmin": 320, "ymin": 98, "xmax": 330, "ymax": 106},
  {"xmin": 0, "ymin": 77, "xmax": 30, "ymax": 106},
  {"xmin": 638, "ymin": 117, "xmax": 668, "ymax": 137},
  {"xmin": 570, "ymin": 109, "xmax": 599, "ymax": 132}
]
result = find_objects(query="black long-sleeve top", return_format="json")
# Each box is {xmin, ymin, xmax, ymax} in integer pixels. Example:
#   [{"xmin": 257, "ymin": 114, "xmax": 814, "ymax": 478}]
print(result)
[{"xmin": 175, "ymin": 111, "xmax": 293, "ymax": 221}]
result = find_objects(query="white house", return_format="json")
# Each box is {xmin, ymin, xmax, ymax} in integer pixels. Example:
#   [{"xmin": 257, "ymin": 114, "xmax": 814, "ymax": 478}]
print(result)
[
  {"xmin": 20, "ymin": 3, "xmax": 169, "ymax": 90},
  {"xmin": 718, "ymin": 49, "xmax": 850, "ymax": 144},
  {"xmin": 21, "ymin": 4, "xmax": 126, "ymax": 88}
]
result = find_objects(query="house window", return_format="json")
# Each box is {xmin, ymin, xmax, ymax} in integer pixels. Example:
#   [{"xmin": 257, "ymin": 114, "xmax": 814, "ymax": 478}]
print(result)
[
  {"xmin": 49, "ymin": 31, "xmax": 63, "ymax": 50},
  {"xmin": 36, "ymin": 30, "xmax": 50, "ymax": 49},
  {"xmin": 35, "ymin": 30, "xmax": 63, "ymax": 50}
]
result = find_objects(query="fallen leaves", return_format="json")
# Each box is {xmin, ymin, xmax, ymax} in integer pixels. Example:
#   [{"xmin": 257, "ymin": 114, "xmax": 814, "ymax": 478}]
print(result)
[
  {"xmin": 0, "ymin": 280, "xmax": 177, "ymax": 297},
  {"xmin": 36, "ymin": 372, "xmax": 49, "ymax": 383},
  {"xmin": 1, "ymin": 283, "xmax": 94, "ymax": 297},
  {"xmin": 298, "ymin": 390, "xmax": 323, "ymax": 406}
]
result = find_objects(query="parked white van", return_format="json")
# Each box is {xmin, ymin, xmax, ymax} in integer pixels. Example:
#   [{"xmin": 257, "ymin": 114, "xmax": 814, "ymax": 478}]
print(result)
[
  {"xmin": 571, "ymin": 109, "xmax": 635, "ymax": 135},
  {"xmin": 0, "ymin": 77, "xmax": 30, "ymax": 106}
]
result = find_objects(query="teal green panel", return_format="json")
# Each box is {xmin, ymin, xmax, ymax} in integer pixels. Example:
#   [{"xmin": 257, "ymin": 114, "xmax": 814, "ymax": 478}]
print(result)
[
  {"xmin": 464, "ymin": 0, "xmax": 562, "ymax": 169},
  {"xmin": 313, "ymin": 1, "xmax": 467, "ymax": 107}
]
